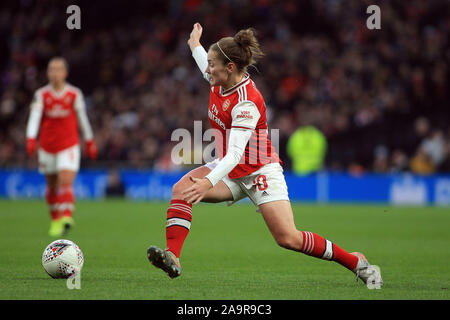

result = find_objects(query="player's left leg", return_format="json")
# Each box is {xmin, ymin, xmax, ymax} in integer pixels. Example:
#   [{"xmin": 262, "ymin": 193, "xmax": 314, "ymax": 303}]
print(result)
[
  {"xmin": 57, "ymin": 170, "xmax": 77, "ymax": 234},
  {"xmin": 258, "ymin": 200, "xmax": 301, "ymax": 250},
  {"xmin": 55, "ymin": 144, "xmax": 80, "ymax": 234},
  {"xmin": 45, "ymin": 174, "xmax": 63, "ymax": 237},
  {"xmin": 259, "ymin": 200, "xmax": 382, "ymax": 286},
  {"xmin": 259, "ymin": 200, "xmax": 359, "ymax": 267},
  {"xmin": 38, "ymin": 147, "xmax": 62, "ymax": 236},
  {"xmin": 45, "ymin": 174, "xmax": 59, "ymax": 220}
]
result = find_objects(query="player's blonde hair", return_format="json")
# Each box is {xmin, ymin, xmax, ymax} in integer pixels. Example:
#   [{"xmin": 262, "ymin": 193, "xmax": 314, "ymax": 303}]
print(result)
[{"xmin": 210, "ymin": 28, "xmax": 264, "ymax": 73}]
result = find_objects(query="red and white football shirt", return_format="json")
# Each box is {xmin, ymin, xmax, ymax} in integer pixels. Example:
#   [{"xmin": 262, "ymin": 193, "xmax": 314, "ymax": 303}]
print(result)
[
  {"xmin": 207, "ymin": 74, "xmax": 281, "ymax": 179},
  {"xmin": 26, "ymin": 84, "xmax": 93, "ymax": 154}
]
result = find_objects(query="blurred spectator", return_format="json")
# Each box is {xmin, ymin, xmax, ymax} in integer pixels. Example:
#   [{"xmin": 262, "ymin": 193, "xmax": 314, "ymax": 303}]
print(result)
[
  {"xmin": 348, "ymin": 162, "xmax": 365, "ymax": 177},
  {"xmin": 372, "ymin": 145, "xmax": 389, "ymax": 173},
  {"xmin": 105, "ymin": 170, "xmax": 125, "ymax": 197},
  {"xmin": 0, "ymin": 0, "xmax": 448, "ymax": 173},
  {"xmin": 421, "ymin": 130, "xmax": 447, "ymax": 168},
  {"xmin": 410, "ymin": 147, "xmax": 435, "ymax": 175},
  {"xmin": 405, "ymin": 117, "xmax": 430, "ymax": 156},
  {"xmin": 287, "ymin": 125, "xmax": 327, "ymax": 175},
  {"xmin": 390, "ymin": 149, "xmax": 409, "ymax": 173}
]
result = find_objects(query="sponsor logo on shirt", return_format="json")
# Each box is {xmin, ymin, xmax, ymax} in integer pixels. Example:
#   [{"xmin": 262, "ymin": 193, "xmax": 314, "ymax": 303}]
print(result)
[
  {"xmin": 211, "ymin": 104, "xmax": 219, "ymax": 115},
  {"xmin": 45, "ymin": 104, "xmax": 71, "ymax": 118},
  {"xmin": 236, "ymin": 110, "xmax": 253, "ymax": 119},
  {"xmin": 208, "ymin": 104, "xmax": 226, "ymax": 130}
]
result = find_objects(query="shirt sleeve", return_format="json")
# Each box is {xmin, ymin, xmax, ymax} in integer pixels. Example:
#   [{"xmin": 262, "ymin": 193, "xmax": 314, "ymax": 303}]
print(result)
[
  {"xmin": 231, "ymin": 101, "xmax": 261, "ymax": 130},
  {"xmin": 192, "ymin": 45, "xmax": 211, "ymax": 83},
  {"xmin": 205, "ymin": 128, "xmax": 253, "ymax": 186},
  {"xmin": 74, "ymin": 90, "xmax": 94, "ymax": 141},
  {"xmin": 26, "ymin": 90, "xmax": 43, "ymax": 139}
]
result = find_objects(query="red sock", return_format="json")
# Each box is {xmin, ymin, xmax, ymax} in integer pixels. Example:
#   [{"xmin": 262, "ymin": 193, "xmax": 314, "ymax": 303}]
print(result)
[
  {"xmin": 300, "ymin": 231, "xmax": 359, "ymax": 271},
  {"xmin": 45, "ymin": 189, "xmax": 59, "ymax": 220},
  {"xmin": 58, "ymin": 186, "xmax": 75, "ymax": 218},
  {"xmin": 166, "ymin": 200, "xmax": 192, "ymax": 258}
]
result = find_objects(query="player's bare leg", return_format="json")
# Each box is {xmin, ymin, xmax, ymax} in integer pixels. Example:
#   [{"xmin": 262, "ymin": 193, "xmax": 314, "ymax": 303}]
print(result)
[
  {"xmin": 259, "ymin": 200, "xmax": 302, "ymax": 250},
  {"xmin": 45, "ymin": 174, "xmax": 62, "ymax": 237},
  {"xmin": 147, "ymin": 165, "xmax": 233, "ymax": 278},
  {"xmin": 259, "ymin": 200, "xmax": 382, "ymax": 286},
  {"xmin": 57, "ymin": 169, "xmax": 77, "ymax": 235}
]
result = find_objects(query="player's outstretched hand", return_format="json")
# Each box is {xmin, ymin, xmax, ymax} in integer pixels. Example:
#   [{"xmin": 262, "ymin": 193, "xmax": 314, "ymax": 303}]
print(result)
[
  {"xmin": 187, "ymin": 22, "xmax": 203, "ymax": 52},
  {"xmin": 26, "ymin": 138, "xmax": 36, "ymax": 157},
  {"xmin": 84, "ymin": 140, "xmax": 98, "ymax": 160},
  {"xmin": 182, "ymin": 176, "xmax": 213, "ymax": 205}
]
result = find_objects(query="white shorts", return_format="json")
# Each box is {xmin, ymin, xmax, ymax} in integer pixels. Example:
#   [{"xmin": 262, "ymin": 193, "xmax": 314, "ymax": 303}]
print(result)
[
  {"xmin": 205, "ymin": 159, "xmax": 290, "ymax": 208},
  {"xmin": 38, "ymin": 144, "xmax": 80, "ymax": 174}
]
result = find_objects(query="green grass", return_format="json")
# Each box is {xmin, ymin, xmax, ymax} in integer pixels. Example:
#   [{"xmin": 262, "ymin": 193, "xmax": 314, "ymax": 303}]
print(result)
[{"xmin": 0, "ymin": 199, "xmax": 449, "ymax": 299}]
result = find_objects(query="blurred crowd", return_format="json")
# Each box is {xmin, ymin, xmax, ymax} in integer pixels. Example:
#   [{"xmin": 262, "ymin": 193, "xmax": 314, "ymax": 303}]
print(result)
[{"xmin": 0, "ymin": 0, "xmax": 449, "ymax": 174}]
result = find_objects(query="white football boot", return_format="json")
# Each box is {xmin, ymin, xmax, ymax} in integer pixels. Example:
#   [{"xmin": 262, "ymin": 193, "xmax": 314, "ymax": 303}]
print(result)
[{"xmin": 351, "ymin": 252, "xmax": 383, "ymax": 288}]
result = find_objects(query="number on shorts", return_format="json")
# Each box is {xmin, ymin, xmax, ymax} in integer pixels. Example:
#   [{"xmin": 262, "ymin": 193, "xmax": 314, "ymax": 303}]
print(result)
[{"xmin": 254, "ymin": 175, "xmax": 268, "ymax": 191}]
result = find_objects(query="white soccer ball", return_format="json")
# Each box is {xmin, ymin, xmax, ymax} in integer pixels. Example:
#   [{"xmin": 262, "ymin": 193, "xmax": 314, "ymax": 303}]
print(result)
[{"xmin": 42, "ymin": 239, "xmax": 84, "ymax": 279}]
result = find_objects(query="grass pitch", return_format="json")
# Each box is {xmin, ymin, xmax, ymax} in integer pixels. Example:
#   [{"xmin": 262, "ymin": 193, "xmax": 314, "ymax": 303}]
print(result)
[{"xmin": 0, "ymin": 199, "xmax": 449, "ymax": 300}]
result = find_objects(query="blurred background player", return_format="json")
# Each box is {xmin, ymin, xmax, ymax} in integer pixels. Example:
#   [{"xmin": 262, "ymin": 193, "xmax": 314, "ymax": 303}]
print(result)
[
  {"xmin": 25, "ymin": 57, "xmax": 97, "ymax": 237},
  {"xmin": 147, "ymin": 23, "xmax": 382, "ymax": 287}
]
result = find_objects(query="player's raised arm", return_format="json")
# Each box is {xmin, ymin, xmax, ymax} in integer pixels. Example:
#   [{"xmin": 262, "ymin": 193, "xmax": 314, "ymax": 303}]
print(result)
[
  {"xmin": 188, "ymin": 23, "xmax": 210, "ymax": 82},
  {"xmin": 187, "ymin": 22, "xmax": 203, "ymax": 52}
]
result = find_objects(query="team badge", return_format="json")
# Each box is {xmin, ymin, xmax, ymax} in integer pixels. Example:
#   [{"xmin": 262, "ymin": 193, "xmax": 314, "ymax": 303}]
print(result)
[
  {"xmin": 65, "ymin": 96, "xmax": 72, "ymax": 104},
  {"xmin": 222, "ymin": 99, "xmax": 230, "ymax": 111}
]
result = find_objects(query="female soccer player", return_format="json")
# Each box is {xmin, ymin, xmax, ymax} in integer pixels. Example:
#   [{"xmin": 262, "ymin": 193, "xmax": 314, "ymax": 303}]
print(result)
[
  {"xmin": 26, "ymin": 57, "xmax": 97, "ymax": 237},
  {"xmin": 147, "ymin": 23, "xmax": 382, "ymax": 287}
]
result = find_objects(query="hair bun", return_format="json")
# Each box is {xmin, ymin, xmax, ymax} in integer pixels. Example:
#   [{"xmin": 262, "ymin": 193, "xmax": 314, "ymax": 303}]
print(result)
[
  {"xmin": 234, "ymin": 28, "xmax": 255, "ymax": 48},
  {"xmin": 211, "ymin": 28, "xmax": 263, "ymax": 72}
]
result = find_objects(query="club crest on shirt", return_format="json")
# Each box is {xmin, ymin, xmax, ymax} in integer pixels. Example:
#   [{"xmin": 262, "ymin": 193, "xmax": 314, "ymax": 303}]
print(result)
[
  {"xmin": 222, "ymin": 99, "xmax": 230, "ymax": 111},
  {"xmin": 64, "ymin": 96, "xmax": 73, "ymax": 104}
]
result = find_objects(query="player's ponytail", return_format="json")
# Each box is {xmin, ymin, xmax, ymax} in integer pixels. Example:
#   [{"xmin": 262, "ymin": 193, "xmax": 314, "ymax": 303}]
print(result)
[{"xmin": 211, "ymin": 28, "xmax": 264, "ymax": 73}]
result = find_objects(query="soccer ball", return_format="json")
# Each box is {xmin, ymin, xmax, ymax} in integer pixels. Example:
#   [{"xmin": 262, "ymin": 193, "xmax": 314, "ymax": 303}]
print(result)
[{"xmin": 42, "ymin": 239, "xmax": 84, "ymax": 279}]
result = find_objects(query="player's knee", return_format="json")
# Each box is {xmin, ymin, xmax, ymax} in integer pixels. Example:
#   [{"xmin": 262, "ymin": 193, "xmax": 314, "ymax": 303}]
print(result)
[
  {"xmin": 171, "ymin": 181, "xmax": 182, "ymax": 198},
  {"xmin": 171, "ymin": 177, "xmax": 190, "ymax": 199},
  {"xmin": 275, "ymin": 232, "xmax": 300, "ymax": 250},
  {"xmin": 46, "ymin": 185, "xmax": 58, "ymax": 194},
  {"xmin": 57, "ymin": 174, "xmax": 76, "ymax": 188},
  {"xmin": 58, "ymin": 182, "xmax": 72, "ymax": 189}
]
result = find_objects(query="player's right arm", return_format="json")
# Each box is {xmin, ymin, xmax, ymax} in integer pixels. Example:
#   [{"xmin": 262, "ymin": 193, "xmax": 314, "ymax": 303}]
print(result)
[
  {"xmin": 188, "ymin": 23, "xmax": 210, "ymax": 82},
  {"xmin": 25, "ymin": 90, "xmax": 44, "ymax": 156}
]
